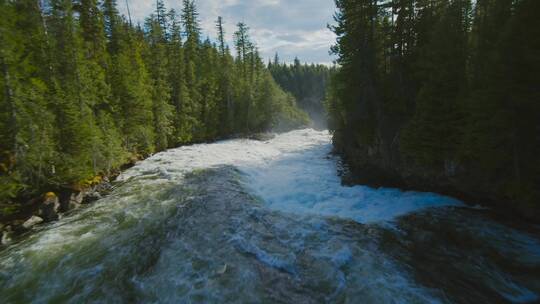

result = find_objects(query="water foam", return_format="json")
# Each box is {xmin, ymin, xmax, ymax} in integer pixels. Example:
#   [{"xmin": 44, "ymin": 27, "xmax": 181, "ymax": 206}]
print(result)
[
  {"xmin": 120, "ymin": 129, "xmax": 463, "ymax": 223},
  {"xmin": 2, "ymin": 129, "xmax": 538, "ymax": 303}
]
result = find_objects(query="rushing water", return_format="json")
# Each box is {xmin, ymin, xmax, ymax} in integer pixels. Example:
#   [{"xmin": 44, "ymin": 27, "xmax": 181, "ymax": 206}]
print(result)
[{"xmin": 1, "ymin": 129, "xmax": 539, "ymax": 303}]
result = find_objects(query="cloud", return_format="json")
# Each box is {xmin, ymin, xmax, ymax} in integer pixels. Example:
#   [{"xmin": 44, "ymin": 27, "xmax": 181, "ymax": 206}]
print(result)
[{"xmin": 120, "ymin": 0, "xmax": 337, "ymax": 64}]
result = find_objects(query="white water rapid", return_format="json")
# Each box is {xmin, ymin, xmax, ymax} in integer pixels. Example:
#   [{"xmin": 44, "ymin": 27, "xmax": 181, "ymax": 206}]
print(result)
[{"xmin": 1, "ymin": 129, "xmax": 539, "ymax": 303}]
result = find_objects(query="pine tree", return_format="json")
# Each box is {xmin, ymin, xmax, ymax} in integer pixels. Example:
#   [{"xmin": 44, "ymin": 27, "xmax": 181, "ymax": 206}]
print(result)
[
  {"xmin": 0, "ymin": 0, "xmax": 56, "ymax": 206},
  {"xmin": 167, "ymin": 9, "xmax": 191, "ymax": 144},
  {"xmin": 102, "ymin": 0, "xmax": 121, "ymax": 55},
  {"xmin": 47, "ymin": 0, "xmax": 105, "ymax": 183},
  {"xmin": 78, "ymin": 0, "xmax": 127, "ymax": 174},
  {"xmin": 215, "ymin": 17, "xmax": 234, "ymax": 136},
  {"xmin": 112, "ymin": 28, "xmax": 155, "ymax": 154},
  {"xmin": 181, "ymin": 0, "xmax": 202, "ymax": 141},
  {"xmin": 464, "ymin": 0, "xmax": 540, "ymax": 209},
  {"xmin": 233, "ymin": 22, "xmax": 254, "ymax": 131},
  {"xmin": 103, "ymin": 1, "xmax": 155, "ymax": 155},
  {"xmin": 145, "ymin": 11, "xmax": 173, "ymax": 151},
  {"xmin": 199, "ymin": 38, "xmax": 220, "ymax": 139},
  {"xmin": 216, "ymin": 16, "xmax": 226, "ymax": 57},
  {"xmin": 401, "ymin": 0, "xmax": 471, "ymax": 167}
]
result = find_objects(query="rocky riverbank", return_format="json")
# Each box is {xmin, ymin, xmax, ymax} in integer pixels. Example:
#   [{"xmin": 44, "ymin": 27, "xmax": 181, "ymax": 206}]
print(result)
[
  {"xmin": 0, "ymin": 176, "xmax": 114, "ymax": 247},
  {"xmin": 332, "ymin": 132, "xmax": 540, "ymax": 224},
  {"xmin": 0, "ymin": 132, "xmax": 281, "ymax": 248}
]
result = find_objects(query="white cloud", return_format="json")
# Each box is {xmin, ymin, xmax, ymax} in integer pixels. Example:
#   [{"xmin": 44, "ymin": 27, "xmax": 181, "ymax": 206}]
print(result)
[{"xmin": 120, "ymin": 0, "xmax": 337, "ymax": 64}]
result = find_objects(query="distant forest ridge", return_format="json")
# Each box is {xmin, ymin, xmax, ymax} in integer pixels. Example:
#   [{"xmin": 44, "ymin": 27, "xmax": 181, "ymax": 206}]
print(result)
[{"xmin": 269, "ymin": 56, "xmax": 336, "ymax": 129}]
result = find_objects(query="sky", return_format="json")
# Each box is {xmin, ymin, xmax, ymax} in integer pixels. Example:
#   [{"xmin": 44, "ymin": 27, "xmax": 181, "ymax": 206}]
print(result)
[{"xmin": 119, "ymin": 0, "xmax": 337, "ymax": 65}]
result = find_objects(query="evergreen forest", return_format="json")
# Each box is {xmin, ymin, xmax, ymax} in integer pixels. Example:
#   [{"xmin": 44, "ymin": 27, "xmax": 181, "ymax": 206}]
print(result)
[
  {"xmin": 269, "ymin": 56, "xmax": 336, "ymax": 128},
  {"xmin": 0, "ymin": 0, "xmax": 309, "ymax": 216},
  {"xmin": 326, "ymin": 0, "xmax": 540, "ymax": 218}
]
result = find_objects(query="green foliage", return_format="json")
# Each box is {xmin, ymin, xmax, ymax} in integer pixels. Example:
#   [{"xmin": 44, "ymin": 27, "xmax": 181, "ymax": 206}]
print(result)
[
  {"xmin": 110, "ymin": 29, "xmax": 155, "ymax": 154},
  {"xmin": 269, "ymin": 57, "xmax": 336, "ymax": 128},
  {"xmin": 326, "ymin": 0, "xmax": 540, "ymax": 215},
  {"xmin": 0, "ymin": 171, "xmax": 24, "ymax": 208},
  {"xmin": 0, "ymin": 0, "xmax": 307, "ymax": 205}
]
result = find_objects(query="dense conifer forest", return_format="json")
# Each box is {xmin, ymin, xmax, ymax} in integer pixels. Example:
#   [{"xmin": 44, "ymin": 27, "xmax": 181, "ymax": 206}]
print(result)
[
  {"xmin": 326, "ymin": 0, "xmax": 540, "ymax": 219},
  {"xmin": 269, "ymin": 56, "xmax": 336, "ymax": 128},
  {"xmin": 0, "ymin": 0, "xmax": 308, "ymax": 216}
]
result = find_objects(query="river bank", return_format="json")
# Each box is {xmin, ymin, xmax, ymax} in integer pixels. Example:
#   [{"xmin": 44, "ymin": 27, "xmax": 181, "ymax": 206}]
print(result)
[
  {"xmin": 0, "ymin": 170, "xmax": 119, "ymax": 247},
  {"xmin": 0, "ymin": 132, "xmax": 280, "ymax": 247},
  {"xmin": 331, "ymin": 130, "xmax": 540, "ymax": 225}
]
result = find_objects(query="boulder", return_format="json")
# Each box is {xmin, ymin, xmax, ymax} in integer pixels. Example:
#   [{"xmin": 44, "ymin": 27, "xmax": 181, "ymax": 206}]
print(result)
[
  {"xmin": 22, "ymin": 216, "xmax": 44, "ymax": 229},
  {"xmin": 70, "ymin": 191, "xmax": 84, "ymax": 207},
  {"xmin": 60, "ymin": 191, "xmax": 84, "ymax": 212},
  {"xmin": 62, "ymin": 191, "xmax": 84, "ymax": 212},
  {"xmin": 1, "ymin": 226, "xmax": 13, "ymax": 245},
  {"xmin": 82, "ymin": 191, "xmax": 102, "ymax": 204},
  {"xmin": 39, "ymin": 192, "xmax": 60, "ymax": 222}
]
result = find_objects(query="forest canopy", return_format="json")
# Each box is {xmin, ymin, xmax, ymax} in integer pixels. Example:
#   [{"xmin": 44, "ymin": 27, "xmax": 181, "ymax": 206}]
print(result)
[
  {"xmin": 269, "ymin": 56, "xmax": 336, "ymax": 129},
  {"xmin": 326, "ymin": 0, "xmax": 540, "ymax": 217}
]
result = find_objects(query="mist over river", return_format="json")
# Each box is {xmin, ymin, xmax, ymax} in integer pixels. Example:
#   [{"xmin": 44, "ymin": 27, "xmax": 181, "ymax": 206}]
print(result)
[{"xmin": 1, "ymin": 129, "xmax": 539, "ymax": 303}]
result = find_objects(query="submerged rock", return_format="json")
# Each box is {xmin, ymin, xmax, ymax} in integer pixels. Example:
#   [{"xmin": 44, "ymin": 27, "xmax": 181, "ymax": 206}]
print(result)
[
  {"xmin": 248, "ymin": 133, "xmax": 276, "ymax": 141},
  {"xmin": 22, "ymin": 216, "xmax": 44, "ymax": 229},
  {"xmin": 216, "ymin": 264, "xmax": 228, "ymax": 275}
]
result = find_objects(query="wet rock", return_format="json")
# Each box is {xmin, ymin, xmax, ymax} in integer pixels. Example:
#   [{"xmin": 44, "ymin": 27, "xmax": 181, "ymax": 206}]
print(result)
[
  {"xmin": 248, "ymin": 133, "xmax": 276, "ymax": 141},
  {"xmin": 83, "ymin": 191, "xmax": 102, "ymax": 204},
  {"xmin": 216, "ymin": 264, "xmax": 228, "ymax": 275},
  {"xmin": 158, "ymin": 167, "xmax": 172, "ymax": 180},
  {"xmin": 1, "ymin": 226, "xmax": 13, "ymax": 245},
  {"xmin": 22, "ymin": 216, "xmax": 44, "ymax": 229},
  {"xmin": 39, "ymin": 193, "xmax": 60, "ymax": 222},
  {"xmin": 70, "ymin": 191, "xmax": 84, "ymax": 207},
  {"xmin": 60, "ymin": 191, "xmax": 84, "ymax": 212}
]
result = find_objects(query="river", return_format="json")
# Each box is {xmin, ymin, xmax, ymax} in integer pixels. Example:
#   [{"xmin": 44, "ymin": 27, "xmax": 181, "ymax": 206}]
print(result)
[{"xmin": 1, "ymin": 129, "xmax": 539, "ymax": 303}]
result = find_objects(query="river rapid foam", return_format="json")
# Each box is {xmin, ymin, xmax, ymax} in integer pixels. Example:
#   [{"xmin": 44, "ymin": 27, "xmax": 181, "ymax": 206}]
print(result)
[{"xmin": 119, "ymin": 129, "xmax": 463, "ymax": 223}]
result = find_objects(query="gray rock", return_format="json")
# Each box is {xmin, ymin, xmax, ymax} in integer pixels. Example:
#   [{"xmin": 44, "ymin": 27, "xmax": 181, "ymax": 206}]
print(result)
[
  {"xmin": 22, "ymin": 216, "xmax": 44, "ymax": 229},
  {"xmin": 59, "ymin": 191, "xmax": 85, "ymax": 212},
  {"xmin": 68, "ymin": 191, "xmax": 84, "ymax": 210},
  {"xmin": 83, "ymin": 191, "xmax": 102, "ymax": 204},
  {"xmin": 71, "ymin": 191, "xmax": 85, "ymax": 205},
  {"xmin": 1, "ymin": 226, "xmax": 13, "ymax": 245}
]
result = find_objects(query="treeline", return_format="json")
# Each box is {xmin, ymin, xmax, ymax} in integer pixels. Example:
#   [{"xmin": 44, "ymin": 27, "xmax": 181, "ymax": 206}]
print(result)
[
  {"xmin": 327, "ymin": 0, "xmax": 540, "ymax": 217},
  {"xmin": 269, "ymin": 56, "xmax": 335, "ymax": 128},
  {"xmin": 0, "ymin": 0, "xmax": 308, "ymax": 214}
]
